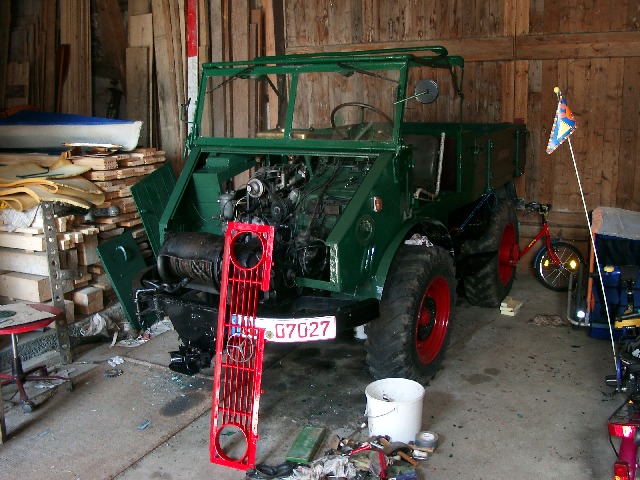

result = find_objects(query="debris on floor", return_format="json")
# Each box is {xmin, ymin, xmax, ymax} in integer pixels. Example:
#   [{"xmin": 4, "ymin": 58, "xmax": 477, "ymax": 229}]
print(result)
[
  {"xmin": 115, "ymin": 319, "xmax": 174, "ymax": 347},
  {"xmin": 527, "ymin": 314, "xmax": 570, "ymax": 326},
  {"xmin": 136, "ymin": 419, "xmax": 151, "ymax": 431},
  {"xmin": 500, "ymin": 296, "xmax": 523, "ymax": 316},
  {"xmin": 108, "ymin": 355, "xmax": 124, "ymax": 367},
  {"xmin": 103, "ymin": 368, "xmax": 123, "ymax": 378},
  {"xmin": 245, "ymin": 427, "xmax": 434, "ymax": 480},
  {"xmin": 285, "ymin": 426, "xmax": 327, "ymax": 464}
]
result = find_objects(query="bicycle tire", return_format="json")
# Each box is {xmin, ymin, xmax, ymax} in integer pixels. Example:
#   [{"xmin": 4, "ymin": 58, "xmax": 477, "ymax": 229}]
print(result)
[{"xmin": 533, "ymin": 241, "xmax": 584, "ymax": 292}]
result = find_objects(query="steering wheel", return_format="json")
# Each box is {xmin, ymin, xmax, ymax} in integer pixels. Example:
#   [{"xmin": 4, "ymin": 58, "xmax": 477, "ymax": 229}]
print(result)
[{"xmin": 330, "ymin": 102, "xmax": 393, "ymax": 140}]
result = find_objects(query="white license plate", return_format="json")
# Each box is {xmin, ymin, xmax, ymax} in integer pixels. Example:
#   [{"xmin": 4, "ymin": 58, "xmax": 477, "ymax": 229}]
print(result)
[{"xmin": 254, "ymin": 316, "xmax": 336, "ymax": 343}]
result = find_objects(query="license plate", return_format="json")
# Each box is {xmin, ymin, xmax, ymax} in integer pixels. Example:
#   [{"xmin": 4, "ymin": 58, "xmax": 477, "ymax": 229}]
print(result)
[{"xmin": 254, "ymin": 316, "xmax": 336, "ymax": 343}]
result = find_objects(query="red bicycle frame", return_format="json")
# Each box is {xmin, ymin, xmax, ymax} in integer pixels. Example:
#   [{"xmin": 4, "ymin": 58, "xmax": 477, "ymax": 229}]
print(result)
[{"xmin": 515, "ymin": 220, "xmax": 561, "ymax": 266}]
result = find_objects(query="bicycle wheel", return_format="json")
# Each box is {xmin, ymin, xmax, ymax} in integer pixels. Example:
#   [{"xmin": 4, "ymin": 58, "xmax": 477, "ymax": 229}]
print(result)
[{"xmin": 533, "ymin": 241, "xmax": 583, "ymax": 292}]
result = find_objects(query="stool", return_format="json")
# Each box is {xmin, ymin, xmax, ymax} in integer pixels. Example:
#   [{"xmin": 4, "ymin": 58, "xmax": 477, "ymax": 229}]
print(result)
[{"xmin": 0, "ymin": 304, "xmax": 73, "ymax": 413}]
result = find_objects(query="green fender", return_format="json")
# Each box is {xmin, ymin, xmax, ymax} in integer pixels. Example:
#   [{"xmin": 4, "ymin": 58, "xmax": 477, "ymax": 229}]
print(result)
[{"xmin": 371, "ymin": 217, "xmax": 454, "ymax": 298}]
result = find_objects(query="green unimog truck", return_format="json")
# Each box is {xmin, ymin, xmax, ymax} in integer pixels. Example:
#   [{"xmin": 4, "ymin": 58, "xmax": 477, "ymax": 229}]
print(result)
[{"xmin": 129, "ymin": 45, "xmax": 527, "ymax": 384}]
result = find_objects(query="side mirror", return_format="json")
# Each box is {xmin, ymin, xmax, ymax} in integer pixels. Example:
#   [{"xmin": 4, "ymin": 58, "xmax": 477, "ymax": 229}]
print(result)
[{"xmin": 414, "ymin": 79, "xmax": 439, "ymax": 104}]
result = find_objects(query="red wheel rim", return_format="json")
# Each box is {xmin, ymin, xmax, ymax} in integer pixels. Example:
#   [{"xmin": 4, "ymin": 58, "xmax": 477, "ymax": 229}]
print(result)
[
  {"xmin": 415, "ymin": 276, "xmax": 450, "ymax": 364},
  {"xmin": 498, "ymin": 222, "xmax": 516, "ymax": 285}
]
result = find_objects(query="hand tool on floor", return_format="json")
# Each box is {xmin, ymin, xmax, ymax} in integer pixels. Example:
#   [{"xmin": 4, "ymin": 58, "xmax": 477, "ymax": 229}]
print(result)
[
  {"xmin": 377, "ymin": 437, "xmax": 419, "ymax": 467},
  {"xmin": 349, "ymin": 442, "xmax": 388, "ymax": 479}
]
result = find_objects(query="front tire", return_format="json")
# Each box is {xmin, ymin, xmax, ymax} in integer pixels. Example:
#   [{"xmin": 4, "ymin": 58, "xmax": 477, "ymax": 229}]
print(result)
[
  {"xmin": 365, "ymin": 245, "xmax": 455, "ymax": 383},
  {"xmin": 533, "ymin": 241, "xmax": 583, "ymax": 292}
]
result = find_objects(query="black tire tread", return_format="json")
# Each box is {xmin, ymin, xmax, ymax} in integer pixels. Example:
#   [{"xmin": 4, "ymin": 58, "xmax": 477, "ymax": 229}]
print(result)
[
  {"xmin": 365, "ymin": 245, "xmax": 455, "ymax": 383},
  {"xmin": 463, "ymin": 200, "xmax": 518, "ymax": 307}
]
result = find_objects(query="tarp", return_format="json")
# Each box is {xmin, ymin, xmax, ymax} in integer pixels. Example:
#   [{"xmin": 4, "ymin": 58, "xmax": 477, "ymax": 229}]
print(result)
[
  {"xmin": 591, "ymin": 206, "xmax": 640, "ymax": 241},
  {"xmin": 0, "ymin": 157, "xmax": 104, "ymax": 210}
]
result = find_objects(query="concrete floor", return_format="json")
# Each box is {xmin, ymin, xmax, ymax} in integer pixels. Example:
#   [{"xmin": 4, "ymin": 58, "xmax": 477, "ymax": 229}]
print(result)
[{"xmin": 0, "ymin": 272, "xmax": 623, "ymax": 479}]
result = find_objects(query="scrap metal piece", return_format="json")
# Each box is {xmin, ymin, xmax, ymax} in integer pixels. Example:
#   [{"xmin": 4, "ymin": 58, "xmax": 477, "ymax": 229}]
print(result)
[{"xmin": 210, "ymin": 222, "xmax": 274, "ymax": 470}]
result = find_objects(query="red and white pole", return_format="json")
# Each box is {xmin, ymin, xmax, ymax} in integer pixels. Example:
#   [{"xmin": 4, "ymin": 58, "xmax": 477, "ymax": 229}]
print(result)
[{"xmin": 186, "ymin": 0, "xmax": 198, "ymax": 131}]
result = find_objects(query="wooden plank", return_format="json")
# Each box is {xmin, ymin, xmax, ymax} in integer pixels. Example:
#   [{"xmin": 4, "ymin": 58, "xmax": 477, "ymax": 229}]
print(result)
[
  {"xmin": 263, "ymin": 0, "xmax": 284, "ymax": 129},
  {"xmin": 619, "ymin": 57, "xmax": 640, "ymax": 210},
  {"xmin": 0, "ymin": 0, "xmax": 9, "ymax": 110},
  {"xmin": 586, "ymin": 58, "xmax": 609, "ymax": 207},
  {"xmin": 222, "ymin": 0, "xmax": 233, "ymax": 136},
  {"xmin": 59, "ymin": 0, "xmax": 92, "ymax": 115},
  {"xmin": 0, "ymin": 380, "xmax": 4, "ymax": 443},
  {"xmin": 5, "ymin": 62, "xmax": 28, "ymax": 107},
  {"xmin": 0, "ymin": 272, "xmax": 51, "ymax": 302},
  {"xmin": 517, "ymin": 31, "xmax": 640, "ymax": 60},
  {"xmin": 209, "ymin": 0, "xmax": 226, "ymax": 137},
  {"xmin": 126, "ymin": 46, "xmax": 150, "ymax": 145},
  {"xmin": 128, "ymin": 13, "xmax": 154, "ymax": 147},
  {"xmin": 0, "ymin": 248, "xmax": 50, "ymax": 275},
  {"xmin": 42, "ymin": 0, "xmax": 57, "ymax": 112},
  {"xmin": 77, "ymin": 234, "xmax": 99, "ymax": 265},
  {"xmin": 93, "ymin": 212, "xmax": 139, "ymax": 224},
  {"xmin": 129, "ymin": 13, "xmax": 154, "ymax": 47},
  {"xmin": 286, "ymin": 36, "xmax": 515, "ymax": 62},
  {"xmin": 129, "ymin": 0, "xmax": 151, "ymax": 16},
  {"xmin": 152, "ymin": 0, "xmax": 183, "ymax": 172},
  {"xmin": 284, "ymin": 30, "xmax": 640, "ymax": 63},
  {"xmin": 94, "ymin": 0, "xmax": 127, "ymax": 92},
  {"xmin": 198, "ymin": 0, "xmax": 212, "ymax": 136},
  {"xmin": 72, "ymin": 286, "xmax": 104, "ymax": 315},
  {"xmin": 0, "ymin": 232, "xmax": 45, "ymax": 251},
  {"xmin": 47, "ymin": 299, "xmax": 75, "ymax": 326}
]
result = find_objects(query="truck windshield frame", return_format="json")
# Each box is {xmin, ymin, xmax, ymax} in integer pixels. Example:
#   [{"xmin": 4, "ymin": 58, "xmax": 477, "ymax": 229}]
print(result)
[{"xmin": 190, "ymin": 46, "xmax": 464, "ymax": 150}]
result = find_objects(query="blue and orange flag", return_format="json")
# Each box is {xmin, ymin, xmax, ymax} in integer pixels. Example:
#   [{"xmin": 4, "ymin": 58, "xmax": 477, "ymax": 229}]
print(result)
[{"xmin": 546, "ymin": 87, "xmax": 577, "ymax": 154}]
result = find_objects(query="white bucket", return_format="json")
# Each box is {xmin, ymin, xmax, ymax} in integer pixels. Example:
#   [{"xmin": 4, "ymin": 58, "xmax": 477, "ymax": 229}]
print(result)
[{"xmin": 365, "ymin": 378, "xmax": 425, "ymax": 443}]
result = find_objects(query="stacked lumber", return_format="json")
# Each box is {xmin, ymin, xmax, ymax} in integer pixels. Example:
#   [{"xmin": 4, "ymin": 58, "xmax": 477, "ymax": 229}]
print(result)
[
  {"xmin": 0, "ymin": 148, "xmax": 163, "ymax": 319},
  {"xmin": 0, "ymin": 218, "xmax": 99, "ymax": 307},
  {"xmin": 73, "ymin": 147, "xmax": 163, "ymax": 259}
]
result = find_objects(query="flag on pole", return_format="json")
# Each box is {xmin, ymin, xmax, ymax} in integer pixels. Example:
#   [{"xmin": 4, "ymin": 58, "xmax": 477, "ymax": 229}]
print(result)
[{"xmin": 546, "ymin": 88, "xmax": 577, "ymax": 154}]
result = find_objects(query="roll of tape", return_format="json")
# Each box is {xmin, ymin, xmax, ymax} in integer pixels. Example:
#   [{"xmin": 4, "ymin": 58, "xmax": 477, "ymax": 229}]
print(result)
[{"xmin": 415, "ymin": 430, "xmax": 439, "ymax": 449}]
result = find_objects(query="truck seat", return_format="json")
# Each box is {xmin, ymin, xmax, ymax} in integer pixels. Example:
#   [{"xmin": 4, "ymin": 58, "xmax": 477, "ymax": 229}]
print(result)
[{"xmin": 405, "ymin": 134, "xmax": 440, "ymax": 191}]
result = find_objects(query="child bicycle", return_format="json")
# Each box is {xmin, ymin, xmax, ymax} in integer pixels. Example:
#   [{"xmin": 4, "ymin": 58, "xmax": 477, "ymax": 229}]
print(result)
[{"xmin": 516, "ymin": 201, "xmax": 584, "ymax": 291}]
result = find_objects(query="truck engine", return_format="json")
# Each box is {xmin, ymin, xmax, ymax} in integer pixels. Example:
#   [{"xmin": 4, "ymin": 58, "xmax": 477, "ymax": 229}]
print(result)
[{"xmin": 139, "ymin": 155, "xmax": 370, "ymax": 374}]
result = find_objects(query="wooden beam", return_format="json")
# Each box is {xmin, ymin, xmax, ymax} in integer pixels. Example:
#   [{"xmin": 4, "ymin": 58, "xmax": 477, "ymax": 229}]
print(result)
[
  {"xmin": 129, "ymin": 0, "xmax": 151, "ymax": 15},
  {"xmin": 285, "ymin": 36, "xmax": 515, "ymax": 62},
  {"xmin": 128, "ymin": 13, "xmax": 154, "ymax": 147},
  {"xmin": 42, "ymin": 0, "xmax": 57, "ymax": 112},
  {"xmin": 152, "ymin": 0, "xmax": 184, "ymax": 172},
  {"xmin": 126, "ymin": 46, "xmax": 149, "ymax": 147},
  {"xmin": 517, "ymin": 31, "xmax": 640, "ymax": 60},
  {"xmin": 59, "ymin": 0, "xmax": 92, "ymax": 115},
  {"xmin": 286, "ymin": 31, "xmax": 640, "ymax": 63},
  {"xmin": 93, "ymin": 0, "xmax": 127, "ymax": 92}
]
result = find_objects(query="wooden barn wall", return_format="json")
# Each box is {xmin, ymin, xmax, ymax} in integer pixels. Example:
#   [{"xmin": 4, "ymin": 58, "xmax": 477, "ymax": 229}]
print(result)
[{"xmin": 283, "ymin": 0, "xmax": 640, "ymax": 251}]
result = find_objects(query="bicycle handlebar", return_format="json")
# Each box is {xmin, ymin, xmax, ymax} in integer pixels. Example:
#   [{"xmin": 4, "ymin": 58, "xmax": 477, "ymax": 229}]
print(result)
[
  {"xmin": 524, "ymin": 201, "xmax": 552, "ymax": 212},
  {"xmin": 618, "ymin": 312, "xmax": 640, "ymax": 322}
]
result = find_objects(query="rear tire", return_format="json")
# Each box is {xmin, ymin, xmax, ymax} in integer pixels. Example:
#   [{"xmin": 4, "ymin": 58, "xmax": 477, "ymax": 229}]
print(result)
[
  {"xmin": 365, "ymin": 245, "xmax": 455, "ymax": 383},
  {"xmin": 533, "ymin": 241, "xmax": 583, "ymax": 292},
  {"xmin": 463, "ymin": 200, "xmax": 519, "ymax": 307}
]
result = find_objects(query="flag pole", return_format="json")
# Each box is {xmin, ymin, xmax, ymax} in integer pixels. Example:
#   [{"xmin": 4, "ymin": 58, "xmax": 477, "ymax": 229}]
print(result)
[{"xmin": 553, "ymin": 87, "xmax": 617, "ymax": 371}]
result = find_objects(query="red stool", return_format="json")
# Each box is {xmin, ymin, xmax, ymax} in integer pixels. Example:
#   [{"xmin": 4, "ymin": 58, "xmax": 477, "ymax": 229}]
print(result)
[{"xmin": 0, "ymin": 304, "xmax": 72, "ymax": 413}]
